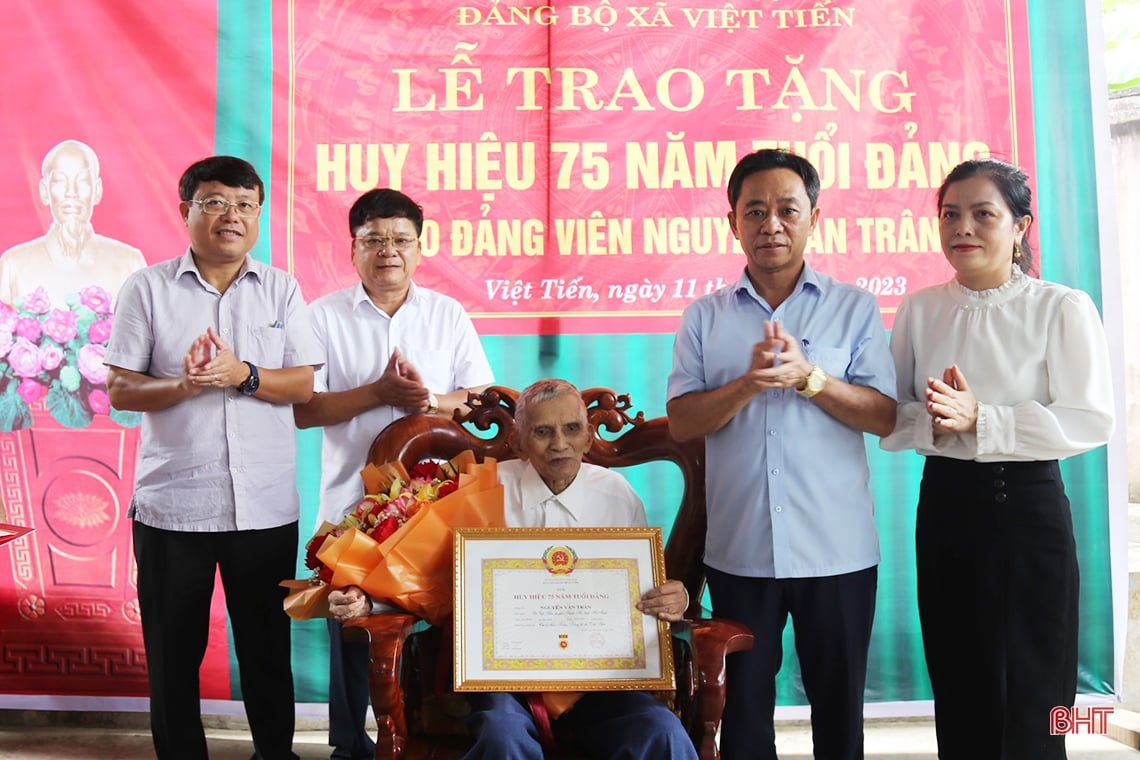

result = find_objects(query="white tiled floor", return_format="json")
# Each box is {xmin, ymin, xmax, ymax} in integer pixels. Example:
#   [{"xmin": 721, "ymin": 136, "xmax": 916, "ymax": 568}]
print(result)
[
  {"xmin": 776, "ymin": 718, "xmax": 1138, "ymax": 759},
  {"xmin": 1, "ymin": 719, "xmax": 1137, "ymax": 759}
]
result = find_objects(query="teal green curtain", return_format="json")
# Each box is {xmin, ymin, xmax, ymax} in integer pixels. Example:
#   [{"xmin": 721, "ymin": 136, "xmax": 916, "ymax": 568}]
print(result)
[
  {"xmin": 1030, "ymin": 1, "xmax": 1114, "ymax": 694},
  {"xmin": 215, "ymin": 1, "xmax": 274, "ymax": 266},
  {"xmin": 215, "ymin": 0, "xmax": 281, "ymax": 701}
]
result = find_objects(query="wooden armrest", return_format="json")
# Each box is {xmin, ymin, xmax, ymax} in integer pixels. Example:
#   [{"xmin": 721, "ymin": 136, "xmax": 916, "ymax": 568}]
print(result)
[
  {"xmin": 343, "ymin": 612, "xmax": 429, "ymax": 760},
  {"xmin": 670, "ymin": 617, "xmax": 753, "ymax": 760}
]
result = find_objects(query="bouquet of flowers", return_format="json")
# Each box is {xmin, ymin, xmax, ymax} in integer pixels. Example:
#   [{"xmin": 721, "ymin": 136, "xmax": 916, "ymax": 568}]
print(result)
[
  {"xmin": 302, "ymin": 458, "xmax": 463, "ymax": 584},
  {"xmin": 283, "ymin": 451, "xmax": 503, "ymax": 625},
  {"xmin": 0, "ymin": 285, "xmax": 140, "ymax": 431}
]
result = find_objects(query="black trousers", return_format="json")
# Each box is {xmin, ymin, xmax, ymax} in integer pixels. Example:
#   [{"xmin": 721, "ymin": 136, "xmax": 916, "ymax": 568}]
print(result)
[
  {"xmin": 133, "ymin": 520, "xmax": 300, "ymax": 760},
  {"xmin": 705, "ymin": 565, "xmax": 877, "ymax": 760},
  {"xmin": 917, "ymin": 457, "xmax": 1078, "ymax": 760}
]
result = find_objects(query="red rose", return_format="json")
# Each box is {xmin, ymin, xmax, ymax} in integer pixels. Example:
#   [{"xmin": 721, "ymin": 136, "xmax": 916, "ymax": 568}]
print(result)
[
  {"xmin": 437, "ymin": 479, "xmax": 459, "ymax": 498},
  {"xmin": 317, "ymin": 564, "xmax": 333, "ymax": 583},
  {"xmin": 409, "ymin": 461, "xmax": 438, "ymax": 480},
  {"xmin": 375, "ymin": 516, "xmax": 402, "ymax": 542},
  {"xmin": 303, "ymin": 535, "xmax": 326, "ymax": 571}
]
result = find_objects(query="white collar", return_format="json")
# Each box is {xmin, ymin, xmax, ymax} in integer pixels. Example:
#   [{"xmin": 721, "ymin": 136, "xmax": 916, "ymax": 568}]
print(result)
[{"xmin": 518, "ymin": 460, "xmax": 588, "ymax": 522}]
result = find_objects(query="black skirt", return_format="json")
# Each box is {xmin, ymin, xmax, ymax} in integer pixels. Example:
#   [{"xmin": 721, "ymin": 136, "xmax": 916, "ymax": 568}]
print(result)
[{"xmin": 915, "ymin": 456, "xmax": 1077, "ymax": 760}]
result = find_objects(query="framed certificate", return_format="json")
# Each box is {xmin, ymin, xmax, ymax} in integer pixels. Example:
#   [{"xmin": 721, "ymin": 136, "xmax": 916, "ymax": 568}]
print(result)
[{"xmin": 453, "ymin": 527, "xmax": 675, "ymax": 692}]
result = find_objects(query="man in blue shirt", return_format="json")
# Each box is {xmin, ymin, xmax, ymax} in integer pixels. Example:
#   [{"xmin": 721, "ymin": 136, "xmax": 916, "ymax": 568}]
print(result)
[{"xmin": 666, "ymin": 149, "xmax": 897, "ymax": 760}]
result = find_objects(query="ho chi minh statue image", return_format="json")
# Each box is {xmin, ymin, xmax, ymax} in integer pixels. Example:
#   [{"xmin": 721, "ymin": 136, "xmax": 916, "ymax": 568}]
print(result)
[{"xmin": 0, "ymin": 139, "xmax": 146, "ymax": 309}]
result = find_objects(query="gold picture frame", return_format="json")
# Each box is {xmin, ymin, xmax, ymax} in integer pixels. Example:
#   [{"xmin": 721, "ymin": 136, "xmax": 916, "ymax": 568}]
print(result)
[{"xmin": 453, "ymin": 526, "xmax": 676, "ymax": 692}]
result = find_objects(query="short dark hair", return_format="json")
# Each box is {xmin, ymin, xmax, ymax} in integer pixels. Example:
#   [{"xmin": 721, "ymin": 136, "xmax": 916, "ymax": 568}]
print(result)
[
  {"xmin": 178, "ymin": 156, "xmax": 264, "ymax": 204},
  {"xmin": 349, "ymin": 189, "xmax": 425, "ymax": 235},
  {"xmin": 727, "ymin": 149, "xmax": 821, "ymax": 210},
  {"xmin": 937, "ymin": 158, "xmax": 1036, "ymax": 274}
]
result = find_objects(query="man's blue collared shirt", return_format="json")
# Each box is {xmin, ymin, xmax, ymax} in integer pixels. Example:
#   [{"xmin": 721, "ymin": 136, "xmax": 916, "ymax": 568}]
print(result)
[{"xmin": 666, "ymin": 265, "xmax": 896, "ymax": 578}]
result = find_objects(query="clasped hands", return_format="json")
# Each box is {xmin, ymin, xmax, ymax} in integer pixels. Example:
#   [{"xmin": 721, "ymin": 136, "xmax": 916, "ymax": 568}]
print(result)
[
  {"xmin": 743, "ymin": 320, "xmax": 813, "ymax": 393},
  {"xmin": 182, "ymin": 326, "xmax": 249, "ymax": 393},
  {"xmin": 371, "ymin": 348, "xmax": 435, "ymax": 415},
  {"xmin": 328, "ymin": 579, "xmax": 689, "ymax": 623},
  {"xmin": 924, "ymin": 364, "xmax": 978, "ymax": 433}
]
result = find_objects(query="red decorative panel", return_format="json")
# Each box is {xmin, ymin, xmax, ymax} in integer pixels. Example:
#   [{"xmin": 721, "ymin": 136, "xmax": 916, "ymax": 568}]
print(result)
[{"xmin": 0, "ymin": 409, "xmax": 147, "ymax": 696}]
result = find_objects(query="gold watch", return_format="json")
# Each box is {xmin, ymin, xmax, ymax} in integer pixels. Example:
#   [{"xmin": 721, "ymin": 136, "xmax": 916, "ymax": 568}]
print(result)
[
  {"xmin": 426, "ymin": 393, "xmax": 439, "ymax": 414},
  {"xmin": 798, "ymin": 365, "xmax": 827, "ymax": 399}
]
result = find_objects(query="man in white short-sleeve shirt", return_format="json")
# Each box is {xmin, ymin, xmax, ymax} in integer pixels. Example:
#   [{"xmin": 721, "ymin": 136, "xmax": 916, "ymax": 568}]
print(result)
[{"xmin": 294, "ymin": 188, "xmax": 492, "ymax": 760}]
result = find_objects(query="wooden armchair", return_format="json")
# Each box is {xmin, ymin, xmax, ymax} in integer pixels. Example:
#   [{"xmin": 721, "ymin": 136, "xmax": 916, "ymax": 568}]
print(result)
[{"xmin": 343, "ymin": 386, "xmax": 753, "ymax": 760}]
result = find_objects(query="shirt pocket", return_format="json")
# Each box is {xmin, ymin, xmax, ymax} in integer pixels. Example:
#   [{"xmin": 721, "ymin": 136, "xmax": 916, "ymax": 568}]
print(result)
[
  {"xmin": 401, "ymin": 347, "xmax": 452, "ymax": 391},
  {"xmin": 244, "ymin": 324, "xmax": 287, "ymax": 368},
  {"xmin": 806, "ymin": 346, "xmax": 850, "ymax": 380}
]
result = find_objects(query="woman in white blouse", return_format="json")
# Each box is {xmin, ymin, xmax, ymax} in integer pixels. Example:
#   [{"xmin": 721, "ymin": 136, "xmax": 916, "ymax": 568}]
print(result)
[{"xmin": 880, "ymin": 158, "xmax": 1114, "ymax": 759}]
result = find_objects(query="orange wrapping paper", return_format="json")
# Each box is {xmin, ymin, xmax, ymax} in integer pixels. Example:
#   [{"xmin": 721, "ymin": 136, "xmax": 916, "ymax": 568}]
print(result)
[
  {"xmin": 281, "ymin": 520, "xmax": 343, "ymax": 620},
  {"xmin": 281, "ymin": 579, "xmax": 333, "ymax": 619},
  {"xmin": 307, "ymin": 457, "xmax": 503, "ymax": 626}
]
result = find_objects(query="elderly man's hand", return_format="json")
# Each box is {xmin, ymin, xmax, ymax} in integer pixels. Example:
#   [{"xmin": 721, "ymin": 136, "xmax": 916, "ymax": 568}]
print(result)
[
  {"xmin": 636, "ymin": 579, "xmax": 689, "ymax": 622},
  {"xmin": 328, "ymin": 585, "xmax": 371, "ymax": 621}
]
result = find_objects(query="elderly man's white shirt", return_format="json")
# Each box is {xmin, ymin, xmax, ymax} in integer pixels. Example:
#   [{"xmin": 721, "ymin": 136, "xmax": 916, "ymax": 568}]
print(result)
[{"xmin": 498, "ymin": 459, "xmax": 647, "ymax": 528}]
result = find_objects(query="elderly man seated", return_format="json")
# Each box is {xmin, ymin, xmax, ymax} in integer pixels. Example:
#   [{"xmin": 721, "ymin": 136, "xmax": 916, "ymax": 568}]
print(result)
[{"xmin": 329, "ymin": 378, "xmax": 698, "ymax": 760}]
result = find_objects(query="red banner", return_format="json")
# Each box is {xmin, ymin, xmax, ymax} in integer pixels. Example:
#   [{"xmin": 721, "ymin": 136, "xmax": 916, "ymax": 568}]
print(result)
[
  {"xmin": 0, "ymin": 2, "xmax": 227, "ymax": 699},
  {"xmin": 281, "ymin": 1, "xmax": 1034, "ymax": 334}
]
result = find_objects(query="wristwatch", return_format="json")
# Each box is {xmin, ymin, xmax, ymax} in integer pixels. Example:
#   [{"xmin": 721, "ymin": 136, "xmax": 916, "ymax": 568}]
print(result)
[
  {"xmin": 426, "ymin": 393, "xmax": 439, "ymax": 414},
  {"xmin": 797, "ymin": 365, "xmax": 827, "ymax": 399},
  {"xmin": 238, "ymin": 361, "xmax": 260, "ymax": 396}
]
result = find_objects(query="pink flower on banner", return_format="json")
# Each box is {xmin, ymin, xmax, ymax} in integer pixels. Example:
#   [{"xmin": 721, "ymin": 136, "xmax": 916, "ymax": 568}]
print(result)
[
  {"xmin": 39, "ymin": 343, "xmax": 65, "ymax": 372},
  {"xmin": 43, "ymin": 308, "xmax": 79, "ymax": 344},
  {"xmin": 0, "ymin": 329, "xmax": 13, "ymax": 359},
  {"xmin": 0, "ymin": 302, "xmax": 19, "ymax": 333},
  {"xmin": 78, "ymin": 285, "xmax": 113, "ymax": 316},
  {"xmin": 16, "ymin": 379, "xmax": 46, "ymax": 405},
  {"xmin": 14, "ymin": 317, "xmax": 42, "ymax": 342},
  {"xmin": 76, "ymin": 343, "xmax": 108, "ymax": 384},
  {"xmin": 87, "ymin": 388, "xmax": 110, "ymax": 414},
  {"xmin": 21, "ymin": 287, "xmax": 52, "ymax": 315},
  {"xmin": 7, "ymin": 337, "xmax": 44, "ymax": 378},
  {"xmin": 87, "ymin": 318, "xmax": 113, "ymax": 344}
]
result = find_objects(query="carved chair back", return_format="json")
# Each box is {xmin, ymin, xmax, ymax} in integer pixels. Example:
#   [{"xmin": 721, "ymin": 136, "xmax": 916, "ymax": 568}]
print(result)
[{"xmin": 366, "ymin": 385, "xmax": 708, "ymax": 611}]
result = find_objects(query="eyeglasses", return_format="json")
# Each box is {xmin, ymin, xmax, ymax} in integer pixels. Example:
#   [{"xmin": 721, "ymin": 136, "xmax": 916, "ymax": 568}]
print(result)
[
  {"xmin": 189, "ymin": 198, "xmax": 262, "ymax": 217},
  {"xmin": 352, "ymin": 236, "xmax": 419, "ymax": 254}
]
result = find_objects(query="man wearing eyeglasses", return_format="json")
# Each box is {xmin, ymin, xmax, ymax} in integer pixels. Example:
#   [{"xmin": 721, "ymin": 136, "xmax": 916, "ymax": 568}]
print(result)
[
  {"xmin": 294, "ymin": 187, "xmax": 493, "ymax": 760},
  {"xmin": 105, "ymin": 155, "xmax": 323, "ymax": 760}
]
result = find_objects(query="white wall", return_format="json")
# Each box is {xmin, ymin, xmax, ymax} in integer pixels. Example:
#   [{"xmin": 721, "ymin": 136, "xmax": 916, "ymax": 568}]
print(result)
[{"xmin": 1110, "ymin": 89, "xmax": 1140, "ymax": 500}]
